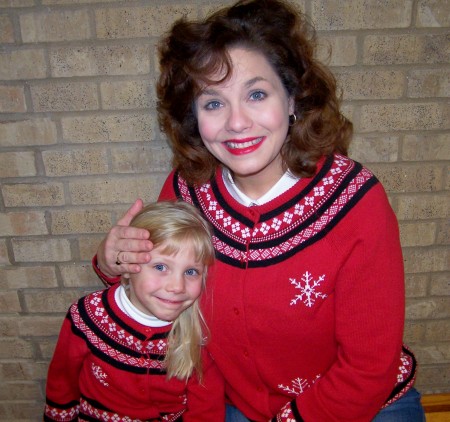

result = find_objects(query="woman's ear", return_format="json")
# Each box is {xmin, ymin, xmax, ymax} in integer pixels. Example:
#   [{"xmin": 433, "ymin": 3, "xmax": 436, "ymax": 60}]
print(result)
[{"xmin": 288, "ymin": 96, "xmax": 295, "ymax": 116}]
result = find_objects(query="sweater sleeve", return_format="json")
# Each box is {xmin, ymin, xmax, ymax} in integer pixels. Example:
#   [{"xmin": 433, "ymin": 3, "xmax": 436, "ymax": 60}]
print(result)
[
  {"xmin": 183, "ymin": 349, "xmax": 226, "ymax": 421},
  {"xmin": 44, "ymin": 307, "xmax": 89, "ymax": 421},
  {"xmin": 277, "ymin": 183, "xmax": 406, "ymax": 422}
]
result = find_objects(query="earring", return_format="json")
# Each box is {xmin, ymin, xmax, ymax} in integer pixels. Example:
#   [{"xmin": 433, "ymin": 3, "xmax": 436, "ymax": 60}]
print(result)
[{"xmin": 289, "ymin": 113, "xmax": 297, "ymax": 126}]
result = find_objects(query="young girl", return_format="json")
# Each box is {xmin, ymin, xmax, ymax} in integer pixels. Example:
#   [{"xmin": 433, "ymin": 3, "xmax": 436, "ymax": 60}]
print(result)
[
  {"xmin": 93, "ymin": 0, "xmax": 425, "ymax": 421},
  {"xmin": 44, "ymin": 201, "xmax": 224, "ymax": 422}
]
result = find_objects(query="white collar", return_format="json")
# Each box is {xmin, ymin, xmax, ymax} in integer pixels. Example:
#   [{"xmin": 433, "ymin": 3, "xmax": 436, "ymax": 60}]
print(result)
[
  {"xmin": 115, "ymin": 284, "xmax": 172, "ymax": 327},
  {"xmin": 222, "ymin": 167, "xmax": 300, "ymax": 206}
]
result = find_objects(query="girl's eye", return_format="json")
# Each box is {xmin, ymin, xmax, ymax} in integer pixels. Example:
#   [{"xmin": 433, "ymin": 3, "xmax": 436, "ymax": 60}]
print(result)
[
  {"xmin": 185, "ymin": 268, "xmax": 200, "ymax": 276},
  {"xmin": 204, "ymin": 100, "xmax": 222, "ymax": 110},
  {"xmin": 250, "ymin": 90, "xmax": 266, "ymax": 101},
  {"xmin": 153, "ymin": 264, "xmax": 167, "ymax": 272}
]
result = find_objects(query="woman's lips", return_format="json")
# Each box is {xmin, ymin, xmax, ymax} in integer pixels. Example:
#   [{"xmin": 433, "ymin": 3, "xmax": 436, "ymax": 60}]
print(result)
[{"xmin": 223, "ymin": 136, "xmax": 264, "ymax": 155}]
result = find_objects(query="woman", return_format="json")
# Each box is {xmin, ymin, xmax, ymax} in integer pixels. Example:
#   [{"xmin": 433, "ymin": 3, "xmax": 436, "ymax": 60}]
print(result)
[{"xmin": 93, "ymin": 1, "xmax": 425, "ymax": 420}]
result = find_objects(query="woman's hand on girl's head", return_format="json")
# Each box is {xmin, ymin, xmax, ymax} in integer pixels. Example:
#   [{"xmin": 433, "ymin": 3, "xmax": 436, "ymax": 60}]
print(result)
[{"xmin": 96, "ymin": 198, "xmax": 153, "ymax": 278}]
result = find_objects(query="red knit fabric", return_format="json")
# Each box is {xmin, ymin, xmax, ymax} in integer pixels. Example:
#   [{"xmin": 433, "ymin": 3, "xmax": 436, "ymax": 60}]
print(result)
[
  {"xmin": 44, "ymin": 283, "xmax": 224, "ymax": 421},
  {"xmin": 157, "ymin": 154, "xmax": 416, "ymax": 422}
]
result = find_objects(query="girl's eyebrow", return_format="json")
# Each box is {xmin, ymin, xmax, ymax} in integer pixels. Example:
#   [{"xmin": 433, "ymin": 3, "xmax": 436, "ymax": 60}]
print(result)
[{"xmin": 200, "ymin": 76, "xmax": 267, "ymax": 96}]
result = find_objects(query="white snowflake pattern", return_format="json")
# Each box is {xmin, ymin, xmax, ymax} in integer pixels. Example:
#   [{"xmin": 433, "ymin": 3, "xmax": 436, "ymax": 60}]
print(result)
[
  {"xmin": 278, "ymin": 377, "xmax": 310, "ymax": 395},
  {"xmin": 208, "ymin": 200, "xmax": 218, "ymax": 211},
  {"xmin": 289, "ymin": 271, "xmax": 327, "ymax": 307},
  {"xmin": 216, "ymin": 209, "xmax": 224, "ymax": 219},
  {"xmin": 283, "ymin": 211, "xmax": 293, "ymax": 224},
  {"xmin": 92, "ymin": 362, "xmax": 109, "ymax": 387}
]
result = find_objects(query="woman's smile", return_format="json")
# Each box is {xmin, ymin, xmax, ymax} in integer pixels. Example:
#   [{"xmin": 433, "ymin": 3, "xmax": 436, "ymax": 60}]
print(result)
[{"xmin": 224, "ymin": 136, "xmax": 265, "ymax": 154}]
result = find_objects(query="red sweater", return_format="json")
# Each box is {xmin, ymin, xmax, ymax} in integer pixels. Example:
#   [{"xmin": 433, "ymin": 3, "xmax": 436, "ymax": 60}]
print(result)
[
  {"xmin": 44, "ymin": 283, "xmax": 225, "ymax": 421},
  {"xmin": 156, "ymin": 154, "xmax": 416, "ymax": 422}
]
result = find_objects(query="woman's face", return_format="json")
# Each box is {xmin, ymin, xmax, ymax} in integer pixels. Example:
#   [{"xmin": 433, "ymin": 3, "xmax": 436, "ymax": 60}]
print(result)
[{"xmin": 195, "ymin": 47, "xmax": 294, "ymax": 198}]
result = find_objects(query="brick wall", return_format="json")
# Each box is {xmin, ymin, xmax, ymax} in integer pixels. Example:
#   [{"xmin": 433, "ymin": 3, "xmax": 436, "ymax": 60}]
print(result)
[{"xmin": 0, "ymin": 0, "xmax": 448, "ymax": 419}]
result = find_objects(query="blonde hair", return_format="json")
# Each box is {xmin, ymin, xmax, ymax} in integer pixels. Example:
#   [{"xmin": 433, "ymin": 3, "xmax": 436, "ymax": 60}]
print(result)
[{"xmin": 126, "ymin": 201, "xmax": 215, "ymax": 380}]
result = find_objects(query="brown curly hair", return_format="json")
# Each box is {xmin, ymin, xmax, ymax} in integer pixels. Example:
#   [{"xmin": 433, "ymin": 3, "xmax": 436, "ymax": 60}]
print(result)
[{"xmin": 157, "ymin": 0, "xmax": 352, "ymax": 185}]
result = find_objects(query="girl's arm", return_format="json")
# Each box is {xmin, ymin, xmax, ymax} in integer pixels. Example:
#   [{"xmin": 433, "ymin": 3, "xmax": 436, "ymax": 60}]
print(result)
[
  {"xmin": 44, "ymin": 310, "xmax": 89, "ymax": 420},
  {"xmin": 183, "ymin": 349, "xmax": 226, "ymax": 421}
]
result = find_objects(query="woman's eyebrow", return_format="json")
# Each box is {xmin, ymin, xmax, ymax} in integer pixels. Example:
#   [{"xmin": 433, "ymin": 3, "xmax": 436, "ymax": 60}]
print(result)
[{"xmin": 200, "ymin": 76, "xmax": 267, "ymax": 96}]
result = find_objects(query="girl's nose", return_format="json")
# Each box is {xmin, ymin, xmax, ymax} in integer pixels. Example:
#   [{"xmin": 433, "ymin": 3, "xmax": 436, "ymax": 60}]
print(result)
[
  {"xmin": 225, "ymin": 104, "xmax": 252, "ymax": 133},
  {"xmin": 165, "ymin": 274, "xmax": 185, "ymax": 293}
]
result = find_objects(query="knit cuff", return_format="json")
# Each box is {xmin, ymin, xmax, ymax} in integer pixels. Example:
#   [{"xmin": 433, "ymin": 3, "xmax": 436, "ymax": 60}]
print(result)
[
  {"xmin": 92, "ymin": 255, "xmax": 121, "ymax": 286},
  {"xmin": 272, "ymin": 400, "xmax": 304, "ymax": 422}
]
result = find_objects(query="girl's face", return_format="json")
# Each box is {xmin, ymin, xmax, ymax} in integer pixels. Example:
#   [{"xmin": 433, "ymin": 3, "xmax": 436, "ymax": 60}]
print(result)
[
  {"xmin": 195, "ymin": 47, "xmax": 294, "ymax": 198},
  {"xmin": 128, "ymin": 241, "xmax": 204, "ymax": 322}
]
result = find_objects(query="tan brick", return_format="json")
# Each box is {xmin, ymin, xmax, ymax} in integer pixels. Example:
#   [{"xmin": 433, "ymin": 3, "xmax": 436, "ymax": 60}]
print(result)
[
  {"xmin": 12, "ymin": 238, "xmax": 72, "ymax": 263},
  {"xmin": 405, "ymin": 273, "xmax": 429, "ymax": 298},
  {"xmin": 69, "ymin": 174, "xmax": 167, "ymax": 205},
  {"xmin": 44, "ymin": 0, "xmax": 121, "ymax": 3},
  {"xmin": 406, "ymin": 297, "xmax": 450, "ymax": 319},
  {"xmin": 18, "ymin": 315, "xmax": 65, "ymax": 337},
  {"xmin": 0, "ymin": 0, "xmax": 34, "ymax": 6},
  {"xmin": 61, "ymin": 113, "xmax": 155, "ymax": 143},
  {"xmin": 403, "ymin": 246, "xmax": 449, "ymax": 273},
  {"xmin": 0, "ymin": 211, "xmax": 47, "ymax": 236},
  {"xmin": 50, "ymin": 44, "xmax": 151, "ymax": 77},
  {"xmin": 20, "ymin": 9, "xmax": 91, "ymax": 42},
  {"xmin": 0, "ymin": 152, "xmax": 36, "ymax": 177},
  {"xmin": 42, "ymin": 147, "xmax": 108, "ymax": 177},
  {"xmin": 397, "ymin": 194, "xmax": 448, "ymax": 219},
  {"xmin": 404, "ymin": 321, "xmax": 426, "ymax": 342},
  {"xmin": 349, "ymin": 135, "xmax": 399, "ymax": 163},
  {"xmin": 369, "ymin": 163, "xmax": 444, "ymax": 192},
  {"xmin": 30, "ymin": 81, "xmax": 99, "ymax": 112},
  {"xmin": 0, "ymin": 239, "xmax": 9, "ymax": 265},
  {"xmin": 413, "ymin": 344, "xmax": 450, "ymax": 365},
  {"xmin": 363, "ymin": 33, "xmax": 450, "ymax": 65},
  {"xmin": 0, "ymin": 15, "xmax": 14, "ymax": 43},
  {"xmin": 0, "ymin": 361, "xmax": 48, "ymax": 381},
  {"xmin": 402, "ymin": 133, "xmax": 450, "ymax": 161},
  {"xmin": 95, "ymin": 5, "xmax": 195, "ymax": 39},
  {"xmin": 23, "ymin": 289, "xmax": 84, "ymax": 313},
  {"xmin": 60, "ymin": 262, "xmax": 104, "ymax": 288},
  {"xmin": 100, "ymin": 80, "xmax": 153, "ymax": 110},
  {"xmin": 0, "ymin": 266, "xmax": 58, "ymax": 289},
  {"xmin": 51, "ymin": 209, "xmax": 112, "ymax": 234},
  {"xmin": 0, "ymin": 381, "xmax": 42, "ymax": 400},
  {"xmin": 436, "ymin": 219, "xmax": 449, "ymax": 245},
  {"xmin": 317, "ymin": 35, "xmax": 357, "ymax": 67},
  {"xmin": 0, "ymin": 85, "xmax": 26, "ymax": 113},
  {"xmin": 0, "ymin": 315, "xmax": 19, "ymax": 336},
  {"xmin": 78, "ymin": 234, "xmax": 105, "ymax": 261},
  {"xmin": 399, "ymin": 221, "xmax": 437, "ymax": 247},
  {"xmin": 359, "ymin": 103, "xmax": 446, "ymax": 132},
  {"xmin": 0, "ymin": 339, "xmax": 33, "ymax": 359},
  {"xmin": 2, "ymin": 183, "xmax": 64, "ymax": 207},
  {"xmin": 416, "ymin": 0, "xmax": 450, "ymax": 27},
  {"xmin": 336, "ymin": 70, "xmax": 405, "ymax": 100},
  {"xmin": 40, "ymin": 338, "xmax": 57, "ymax": 360},
  {"xmin": 0, "ymin": 49, "xmax": 47, "ymax": 80},
  {"xmin": 430, "ymin": 273, "xmax": 450, "ymax": 296},
  {"xmin": 0, "ymin": 118, "xmax": 57, "ymax": 148},
  {"xmin": 312, "ymin": 0, "xmax": 412, "ymax": 30},
  {"xmin": 425, "ymin": 320, "xmax": 450, "ymax": 341},
  {"xmin": 111, "ymin": 145, "xmax": 172, "ymax": 174},
  {"xmin": 0, "ymin": 401, "xmax": 45, "ymax": 419},
  {"xmin": 407, "ymin": 69, "xmax": 450, "ymax": 98},
  {"xmin": 0, "ymin": 291, "xmax": 20, "ymax": 313}
]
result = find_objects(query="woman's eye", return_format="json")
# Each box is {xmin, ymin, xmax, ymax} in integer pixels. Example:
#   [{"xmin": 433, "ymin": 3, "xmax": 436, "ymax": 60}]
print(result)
[
  {"xmin": 204, "ymin": 100, "xmax": 222, "ymax": 110},
  {"xmin": 250, "ymin": 90, "xmax": 266, "ymax": 101}
]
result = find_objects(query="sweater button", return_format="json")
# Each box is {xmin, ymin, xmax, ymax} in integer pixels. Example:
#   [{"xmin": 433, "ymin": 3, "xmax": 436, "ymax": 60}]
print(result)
[
  {"xmin": 233, "ymin": 307, "xmax": 239, "ymax": 315},
  {"xmin": 243, "ymin": 349, "xmax": 249, "ymax": 357}
]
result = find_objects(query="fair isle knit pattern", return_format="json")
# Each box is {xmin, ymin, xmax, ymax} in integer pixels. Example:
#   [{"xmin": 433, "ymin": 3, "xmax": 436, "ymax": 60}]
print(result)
[{"xmin": 175, "ymin": 155, "xmax": 377, "ymax": 267}]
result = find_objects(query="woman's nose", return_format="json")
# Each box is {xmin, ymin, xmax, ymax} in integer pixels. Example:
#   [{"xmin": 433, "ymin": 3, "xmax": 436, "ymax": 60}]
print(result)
[{"xmin": 225, "ymin": 104, "xmax": 252, "ymax": 133}]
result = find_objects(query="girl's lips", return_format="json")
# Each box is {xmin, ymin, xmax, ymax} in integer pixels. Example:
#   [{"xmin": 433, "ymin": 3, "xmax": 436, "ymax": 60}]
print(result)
[{"xmin": 223, "ymin": 136, "xmax": 265, "ymax": 155}]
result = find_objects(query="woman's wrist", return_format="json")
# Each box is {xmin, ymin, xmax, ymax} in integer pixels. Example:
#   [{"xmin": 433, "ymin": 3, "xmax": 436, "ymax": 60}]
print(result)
[{"xmin": 92, "ymin": 255, "xmax": 121, "ymax": 286}]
